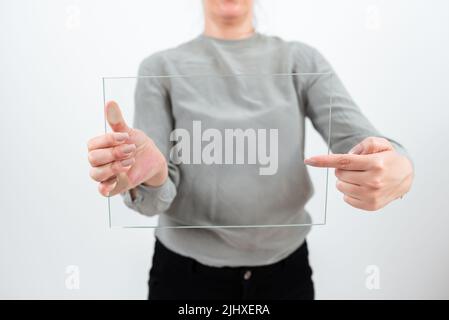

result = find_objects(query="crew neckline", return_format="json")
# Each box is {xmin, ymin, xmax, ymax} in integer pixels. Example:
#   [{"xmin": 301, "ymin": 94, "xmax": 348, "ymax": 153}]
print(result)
[{"xmin": 198, "ymin": 32, "xmax": 261, "ymax": 46}]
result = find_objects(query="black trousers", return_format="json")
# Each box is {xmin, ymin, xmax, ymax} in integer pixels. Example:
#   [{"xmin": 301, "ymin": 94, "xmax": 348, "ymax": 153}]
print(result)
[{"xmin": 148, "ymin": 238, "xmax": 314, "ymax": 300}]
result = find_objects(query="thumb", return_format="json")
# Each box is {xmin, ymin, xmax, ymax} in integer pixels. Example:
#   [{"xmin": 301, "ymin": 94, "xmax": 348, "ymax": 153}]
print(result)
[
  {"xmin": 349, "ymin": 137, "xmax": 394, "ymax": 155},
  {"xmin": 105, "ymin": 101, "xmax": 130, "ymax": 133}
]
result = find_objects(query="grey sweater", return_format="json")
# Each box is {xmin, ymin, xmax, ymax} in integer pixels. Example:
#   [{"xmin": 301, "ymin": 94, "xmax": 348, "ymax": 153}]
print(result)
[{"xmin": 123, "ymin": 33, "xmax": 406, "ymax": 267}]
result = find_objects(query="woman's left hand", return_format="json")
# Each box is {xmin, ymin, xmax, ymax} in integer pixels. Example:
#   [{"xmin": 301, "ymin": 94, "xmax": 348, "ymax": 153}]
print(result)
[{"xmin": 304, "ymin": 137, "xmax": 414, "ymax": 211}]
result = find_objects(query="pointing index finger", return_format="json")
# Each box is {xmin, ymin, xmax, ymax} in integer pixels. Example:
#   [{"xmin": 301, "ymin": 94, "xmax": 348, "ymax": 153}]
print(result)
[{"xmin": 304, "ymin": 154, "xmax": 373, "ymax": 171}]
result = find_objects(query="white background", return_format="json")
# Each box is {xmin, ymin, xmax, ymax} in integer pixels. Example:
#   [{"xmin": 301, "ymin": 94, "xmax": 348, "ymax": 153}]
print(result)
[{"xmin": 1, "ymin": 0, "xmax": 448, "ymax": 299}]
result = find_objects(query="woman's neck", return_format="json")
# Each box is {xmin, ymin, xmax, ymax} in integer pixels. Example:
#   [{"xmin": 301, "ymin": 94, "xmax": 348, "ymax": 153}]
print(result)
[{"xmin": 203, "ymin": 16, "xmax": 255, "ymax": 40}]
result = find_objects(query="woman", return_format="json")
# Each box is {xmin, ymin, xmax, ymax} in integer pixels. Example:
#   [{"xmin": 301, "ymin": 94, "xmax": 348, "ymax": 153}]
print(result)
[{"xmin": 87, "ymin": 0, "xmax": 414, "ymax": 299}]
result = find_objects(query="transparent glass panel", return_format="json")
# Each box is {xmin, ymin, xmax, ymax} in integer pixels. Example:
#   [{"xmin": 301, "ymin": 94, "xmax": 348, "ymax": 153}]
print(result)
[{"xmin": 102, "ymin": 73, "xmax": 333, "ymax": 228}]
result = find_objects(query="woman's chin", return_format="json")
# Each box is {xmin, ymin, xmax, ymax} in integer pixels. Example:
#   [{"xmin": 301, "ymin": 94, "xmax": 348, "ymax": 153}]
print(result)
[{"xmin": 217, "ymin": 3, "xmax": 249, "ymax": 18}]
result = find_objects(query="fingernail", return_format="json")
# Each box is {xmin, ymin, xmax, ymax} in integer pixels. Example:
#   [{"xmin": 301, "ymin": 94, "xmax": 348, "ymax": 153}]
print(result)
[
  {"xmin": 107, "ymin": 103, "xmax": 121, "ymax": 124},
  {"xmin": 114, "ymin": 132, "xmax": 129, "ymax": 142},
  {"xmin": 121, "ymin": 158, "xmax": 134, "ymax": 167},
  {"xmin": 304, "ymin": 158, "xmax": 316, "ymax": 165},
  {"xmin": 349, "ymin": 144, "xmax": 362, "ymax": 154},
  {"xmin": 122, "ymin": 144, "xmax": 135, "ymax": 154},
  {"xmin": 107, "ymin": 181, "xmax": 118, "ymax": 196}
]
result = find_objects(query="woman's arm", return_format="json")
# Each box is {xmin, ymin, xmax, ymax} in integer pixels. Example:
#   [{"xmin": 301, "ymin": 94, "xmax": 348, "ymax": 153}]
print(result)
[
  {"xmin": 87, "ymin": 54, "xmax": 179, "ymax": 217},
  {"xmin": 298, "ymin": 45, "xmax": 414, "ymax": 211},
  {"xmin": 121, "ymin": 55, "xmax": 180, "ymax": 216}
]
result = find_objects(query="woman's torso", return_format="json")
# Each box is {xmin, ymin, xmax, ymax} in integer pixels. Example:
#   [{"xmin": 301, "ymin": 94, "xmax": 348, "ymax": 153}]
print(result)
[{"xmin": 136, "ymin": 33, "xmax": 320, "ymax": 266}]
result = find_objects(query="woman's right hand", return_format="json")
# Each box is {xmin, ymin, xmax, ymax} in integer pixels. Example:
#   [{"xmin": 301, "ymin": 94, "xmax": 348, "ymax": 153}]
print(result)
[{"xmin": 87, "ymin": 101, "xmax": 168, "ymax": 197}]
